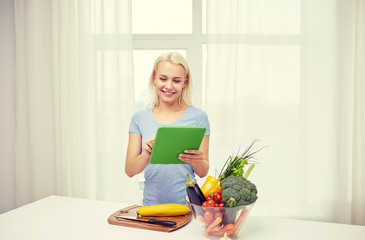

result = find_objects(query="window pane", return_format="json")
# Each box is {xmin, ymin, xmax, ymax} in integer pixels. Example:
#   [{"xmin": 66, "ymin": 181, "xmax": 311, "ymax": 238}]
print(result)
[
  {"xmin": 132, "ymin": 0, "xmax": 192, "ymax": 34},
  {"xmin": 206, "ymin": 44, "xmax": 300, "ymax": 104},
  {"xmin": 235, "ymin": 45, "xmax": 300, "ymax": 104},
  {"xmin": 133, "ymin": 50, "xmax": 187, "ymax": 109},
  {"xmin": 207, "ymin": 0, "xmax": 300, "ymax": 35}
]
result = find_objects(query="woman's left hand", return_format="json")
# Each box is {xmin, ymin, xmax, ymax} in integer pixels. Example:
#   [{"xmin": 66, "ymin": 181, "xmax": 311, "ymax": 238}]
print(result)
[
  {"xmin": 180, "ymin": 135, "xmax": 209, "ymax": 178},
  {"xmin": 178, "ymin": 149, "xmax": 205, "ymax": 165}
]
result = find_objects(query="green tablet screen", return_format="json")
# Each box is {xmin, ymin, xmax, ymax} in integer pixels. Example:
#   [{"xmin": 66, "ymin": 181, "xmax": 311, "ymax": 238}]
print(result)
[{"xmin": 150, "ymin": 126, "xmax": 206, "ymax": 164}]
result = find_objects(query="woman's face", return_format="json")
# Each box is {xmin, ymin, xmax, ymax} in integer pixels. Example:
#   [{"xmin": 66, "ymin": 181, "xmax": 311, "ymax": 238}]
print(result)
[{"xmin": 153, "ymin": 61, "xmax": 187, "ymax": 106}]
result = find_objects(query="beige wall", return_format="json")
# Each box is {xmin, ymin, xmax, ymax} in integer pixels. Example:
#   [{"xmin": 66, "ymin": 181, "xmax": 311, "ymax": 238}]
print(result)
[{"xmin": 0, "ymin": 0, "xmax": 16, "ymax": 213}]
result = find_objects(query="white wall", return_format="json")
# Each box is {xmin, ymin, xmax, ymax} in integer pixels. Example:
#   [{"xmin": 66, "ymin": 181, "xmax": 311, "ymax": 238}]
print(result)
[{"xmin": 0, "ymin": 0, "xmax": 16, "ymax": 213}]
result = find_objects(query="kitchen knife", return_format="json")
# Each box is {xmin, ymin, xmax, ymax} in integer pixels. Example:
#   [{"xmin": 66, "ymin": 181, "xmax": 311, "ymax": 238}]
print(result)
[{"xmin": 115, "ymin": 215, "xmax": 177, "ymax": 227}]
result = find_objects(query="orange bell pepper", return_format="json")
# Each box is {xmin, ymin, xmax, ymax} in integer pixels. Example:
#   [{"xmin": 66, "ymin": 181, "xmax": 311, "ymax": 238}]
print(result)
[{"xmin": 201, "ymin": 176, "xmax": 223, "ymax": 198}]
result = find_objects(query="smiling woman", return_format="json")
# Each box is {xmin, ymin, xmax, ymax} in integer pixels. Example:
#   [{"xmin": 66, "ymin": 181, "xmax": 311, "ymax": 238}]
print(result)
[{"xmin": 125, "ymin": 51, "xmax": 210, "ymax": 206}]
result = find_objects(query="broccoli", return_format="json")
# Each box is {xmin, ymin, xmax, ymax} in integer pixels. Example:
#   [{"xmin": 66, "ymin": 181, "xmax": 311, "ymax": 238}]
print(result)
[{"xmin": 220, "ymin": 175, "xmax": 258, "ymax": 207}]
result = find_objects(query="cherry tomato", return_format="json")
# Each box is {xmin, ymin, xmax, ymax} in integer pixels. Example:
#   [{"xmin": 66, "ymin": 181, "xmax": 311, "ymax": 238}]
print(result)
[
  {"xmin": 212, "ymin": 192, "xmax": 223, "ymax": 203},
  {"xmin": 213, "ymin": 203, "xmax": 221, "ymax": 212},
  {"xmin": 219, "ymin": 202, "xmax": 225, "ymax": 207},
  {"xmin": 206, "ymin": 199, "xmax": 215, "ymax": 207},
  {"xmin": 202, "ymin": 201, "xmax": 208, "ymax": 210}
]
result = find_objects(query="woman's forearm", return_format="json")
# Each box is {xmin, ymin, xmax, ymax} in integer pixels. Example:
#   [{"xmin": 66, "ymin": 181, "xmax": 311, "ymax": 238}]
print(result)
[
  {"xmin": 125, "ymin": 133, "xmax": 154, "ymax": 177},
  {"xmin": 192, "ymin": 158, "xmax": 209, "ymax": 178},
  {"xmin": 125, "ymin": 151, "xmax": 150, "ymax": 177}
]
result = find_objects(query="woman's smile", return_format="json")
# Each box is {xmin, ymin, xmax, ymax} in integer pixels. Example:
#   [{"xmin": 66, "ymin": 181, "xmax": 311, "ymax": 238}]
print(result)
[{"xmin": 162, "ymin": 90, "xmax": 175, "ymax": 96}]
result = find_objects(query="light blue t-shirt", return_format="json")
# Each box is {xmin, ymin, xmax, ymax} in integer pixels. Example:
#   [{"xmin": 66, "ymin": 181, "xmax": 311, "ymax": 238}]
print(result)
[{"xmin": 129, "ymin": 106, "xmax": 210, "ymax": 206}]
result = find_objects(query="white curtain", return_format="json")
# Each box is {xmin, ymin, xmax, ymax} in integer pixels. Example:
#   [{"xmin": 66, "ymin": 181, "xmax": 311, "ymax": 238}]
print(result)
[
  {"xmin": 205, "ymin": 0, "xmax": 365, "ymax": 225},
  {"xmin": 14, "ymin": 0, "xmax": 140, "ymax": 206},
  {"xmin": 352, "ymin": 0, "xmax": 365, "ymax": 226}
]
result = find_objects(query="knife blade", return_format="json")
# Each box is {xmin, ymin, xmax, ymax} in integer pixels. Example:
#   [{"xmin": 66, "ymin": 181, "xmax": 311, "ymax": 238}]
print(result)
[{"xmin": 115, "ymin": 215, "xmax": 177, "ymax": 227}]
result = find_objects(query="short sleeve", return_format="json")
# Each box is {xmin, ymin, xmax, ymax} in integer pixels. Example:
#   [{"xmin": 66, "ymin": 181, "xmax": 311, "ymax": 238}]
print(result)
[
  {"xmin": 198, "ymin": 110, "xmax": 210, "ymax": 135},
  {"xmin": 129, "ymin": 111, "xmax": 141, "ymax": 135}
]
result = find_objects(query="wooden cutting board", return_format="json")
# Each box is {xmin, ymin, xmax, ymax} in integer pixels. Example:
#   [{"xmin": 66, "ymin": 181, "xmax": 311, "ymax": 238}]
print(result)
[{"xmin": 107, "ymin": 205, "xmax": 193, "ymax": 232}]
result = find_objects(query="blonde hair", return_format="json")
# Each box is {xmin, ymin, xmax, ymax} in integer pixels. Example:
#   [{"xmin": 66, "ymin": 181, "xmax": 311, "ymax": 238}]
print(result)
[{"xmin": 148, "ymin": 51, "xmax": 193, "ymax": 107}]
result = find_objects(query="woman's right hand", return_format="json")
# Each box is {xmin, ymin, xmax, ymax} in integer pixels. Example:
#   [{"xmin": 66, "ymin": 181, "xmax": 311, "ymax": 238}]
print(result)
[
  {"xmin": 126, "ymin": 134, "xmax": 155, "ymax": 177},
  {"xmin": 142, "ymin": 137, "xmax": 155, "ymax": 155}
]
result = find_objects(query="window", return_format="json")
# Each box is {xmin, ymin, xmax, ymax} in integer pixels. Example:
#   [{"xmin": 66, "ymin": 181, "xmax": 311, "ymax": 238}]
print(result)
[
  {"xmin": 131, "ymin": 0, "xmax": 301, "ymax": 108},
  {"xmin": 132, "ymin": 0, "xmax": 205, "ymax": 108},
  {"xmin": 93, "ymin": 0, "xmax": 302, "ymax": 196}
]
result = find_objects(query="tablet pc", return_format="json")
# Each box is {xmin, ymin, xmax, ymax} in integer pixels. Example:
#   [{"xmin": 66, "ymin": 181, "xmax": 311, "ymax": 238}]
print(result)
[{"xmin": 150, "ymin": 126, "xmax": 206, "ymax": 164}]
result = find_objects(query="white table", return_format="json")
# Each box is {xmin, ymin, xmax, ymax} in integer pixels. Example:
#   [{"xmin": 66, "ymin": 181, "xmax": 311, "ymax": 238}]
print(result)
[{"xmin": 0, "ymin": 195, "xmax": 364, "ymax": 240}]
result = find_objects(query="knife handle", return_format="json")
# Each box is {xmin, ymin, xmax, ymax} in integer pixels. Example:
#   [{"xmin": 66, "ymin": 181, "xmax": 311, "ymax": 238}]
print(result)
[{"xmin": 147, "ymin": 219, "xmax": 177, "ymax": 227}]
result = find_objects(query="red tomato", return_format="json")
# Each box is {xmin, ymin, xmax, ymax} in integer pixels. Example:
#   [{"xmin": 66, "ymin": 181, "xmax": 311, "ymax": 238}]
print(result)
[
  {"xmin": 219, "ymin": 202, "xmax": 225, "ymax": 207},
  {"xmin": 202, "ymin": 201, "xmax": 208, "ymax": 210},
  {"xmin": 213, "ymin": 203, "xmax": 221, "ymax": 212},
  {"xmin": 212, "ymin": 192, "xmax": 223, "ymax": 203},
  {"xmin": 207, "ymin": 199, "xmax": 215, "ymax": 207}
]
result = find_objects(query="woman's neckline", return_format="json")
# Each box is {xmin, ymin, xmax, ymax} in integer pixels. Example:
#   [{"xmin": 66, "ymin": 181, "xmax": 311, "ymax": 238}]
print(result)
[{"xmin": 151, "ymin": 106, "xmax": 190, "ymax": 125}]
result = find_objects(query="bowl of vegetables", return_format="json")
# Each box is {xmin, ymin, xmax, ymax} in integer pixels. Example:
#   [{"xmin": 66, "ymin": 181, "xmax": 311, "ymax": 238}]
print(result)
[
  {"xmin": 185, "ymin": 140, "xmax": 264, "ymax": 239},
  {"xmin": 186, "ymin": 177, "xmax": 256, "ymax": 239}
]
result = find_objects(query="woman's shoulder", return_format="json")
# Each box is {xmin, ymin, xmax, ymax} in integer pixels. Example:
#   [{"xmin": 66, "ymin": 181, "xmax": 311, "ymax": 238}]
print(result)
[
  {"xmin": 187, "ymin": 106, "xmax": 208, "ymax": 117},
  {"xmin": 132, "ymin": 108, "xmax": 152, "ymax": 117},
  {"xmin": 186, "ymin": 106, "xmax": 210, "ymax": 134},
  {"xmin": 130, "ymin": 108, "xmax": 153, "ymax": 124}
]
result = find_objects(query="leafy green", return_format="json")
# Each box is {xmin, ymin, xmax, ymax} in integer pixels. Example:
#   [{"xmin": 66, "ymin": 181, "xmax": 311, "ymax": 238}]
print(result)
[{"xmin": 218, "ymin": 139, "xmax": 265, "ymax": 181}]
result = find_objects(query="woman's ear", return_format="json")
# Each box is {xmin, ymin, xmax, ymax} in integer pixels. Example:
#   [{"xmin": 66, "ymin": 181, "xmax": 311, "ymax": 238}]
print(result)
[
  {"xmin": 183, "ymin": 78, "xmax": 188, "ymax": 88},
  {"xmin": 152, "ymin": 72, "xmax": 157, "ymax": 85}
]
